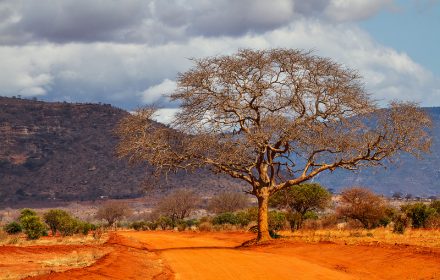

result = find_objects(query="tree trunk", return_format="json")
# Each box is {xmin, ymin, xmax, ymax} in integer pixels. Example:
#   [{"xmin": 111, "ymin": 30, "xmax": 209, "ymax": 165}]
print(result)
[{"xmin": 257, "ymin": 192, "xmax": 271, "ymax": 242}]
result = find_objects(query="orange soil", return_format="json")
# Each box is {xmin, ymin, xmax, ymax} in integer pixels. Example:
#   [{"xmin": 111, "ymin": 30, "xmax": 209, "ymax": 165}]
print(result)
[
  {"xmin": 2, "ymin": 231, "xmax": 439, "ymax": 279},
  {"xmin": 0, "ymin": 244, "xmax": 108, "ymax": 279}
]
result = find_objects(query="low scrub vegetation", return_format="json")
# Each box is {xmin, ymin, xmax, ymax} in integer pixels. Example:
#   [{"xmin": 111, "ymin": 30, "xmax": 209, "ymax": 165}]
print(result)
[
  {"xmin": 125, "ymin": 187, "xmax": 440, "ymax": 236},
  {"xmin": 2, "ymin": 187, "xmax": 439, "ymax": 242},
  {"xmin": 2, "ymin": 208, "xmax": 99, "ymax": 240}
]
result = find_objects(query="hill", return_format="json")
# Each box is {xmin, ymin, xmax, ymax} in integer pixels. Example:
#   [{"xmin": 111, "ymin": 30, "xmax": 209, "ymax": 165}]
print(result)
[
  {"xmin": 0, "ymin": 97, "xmax": 243, "ymax": 205},
  {"xmin": 316, "ymin": 107, "xmax": 440, "ymax": 197},
  {"xmin": 0, "ymin": 97, "xmax": 439, "ymax": 205}
]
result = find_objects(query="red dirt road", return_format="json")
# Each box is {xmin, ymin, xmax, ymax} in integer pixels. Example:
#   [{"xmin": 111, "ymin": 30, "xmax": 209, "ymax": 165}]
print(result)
[{"xmin": 16, "ymin": 231, "xmax": 440, "ymax": 280}]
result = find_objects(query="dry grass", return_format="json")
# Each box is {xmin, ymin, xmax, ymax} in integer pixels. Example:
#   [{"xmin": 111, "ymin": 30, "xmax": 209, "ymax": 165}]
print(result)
[
  {"xmin": 37, "ymin": 249, "xmax": 107, "ymax": 268},
  {"xmin": 280, "ymin": 228, "xmax": 440, "ymax": 248},
  {"xmin": 0, "ymin": 231, "xmax": 109, "ymax": 246}
]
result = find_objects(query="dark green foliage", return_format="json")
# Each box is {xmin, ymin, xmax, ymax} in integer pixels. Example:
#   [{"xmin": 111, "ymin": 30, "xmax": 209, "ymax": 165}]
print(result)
[
  {"xmin": 401, "ymin": 203, "xmax": 436, "ymax": 228},
  {"xmin": 431, "ymin": 200, "xmax": 440, "ymax": 214},
  {"xmin": 130, "ymin": 221, "xmax": 160, "ymax": 231},
  {"xmin": 270, "ymin": 183, "xmax": 331, "ymax": 229},
  {"xmin": 212, "ymin": 212, "xmax": 240, "ymax": 225},
  {"xmin": 156, "ymin": 216, "xmax": 174, "ymax": 230},
  {"xmin": 58, "ymin": 217, "xmax": 80, "ymax": 236},
  {"xmin": 19, "ymin": 208, "xmax": 37, "ymax": 222},
  {"xmin": 78, "ymin": 222, "xmax": 95, "ymax": 235},
  {"xmin": 268, "ymin": 211, "xmax": 287, "ymax": 231},
  {"xmin": 43, "ymin": 209, "xmax": 89, "ymax": 236},
  {"xmin": 4, "ymin": 222, "xmax": 22, "ymax": 234},
  {"xmin": 131, "ymin": 221, "xmax": 149, "ymax": 231},
  {"xmin": 21, "ymin": 215, "xmax": 47, "ymax": 240},
  {"xmin": 43, "ymin": 209, "xmax": 71, "ymax": 235}
]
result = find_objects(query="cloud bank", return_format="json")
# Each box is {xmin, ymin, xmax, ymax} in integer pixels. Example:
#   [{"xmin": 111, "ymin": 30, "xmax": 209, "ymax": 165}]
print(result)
[{"xmin": 0, "ymin": 0, "xmax": 438, "ymax": 122}]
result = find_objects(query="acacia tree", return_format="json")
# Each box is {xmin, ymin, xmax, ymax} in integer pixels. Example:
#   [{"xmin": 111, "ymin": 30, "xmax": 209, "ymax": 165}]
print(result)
[
  {"xmin": 208, "ymin": 191, "xmax": 250, "ymax": 214},
  {"xmin": 154, "ymin": 189, "xmax": 200, "ymax": 224},
  {"xmin": 116, "ymin": 49, "xmax": 431, "ymax": 242},
  {"xmin": 336, "ymin": 187, "xmax": 388, "ymax": 229},
  {"xmin": 96, "ymin": 201, "xmax": 132, "ymax": 227}
]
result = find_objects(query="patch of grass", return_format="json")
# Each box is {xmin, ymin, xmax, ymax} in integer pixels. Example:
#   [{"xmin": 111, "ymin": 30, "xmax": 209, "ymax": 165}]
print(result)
[{"xmin": 280, "ymin": 228, "xmax": 440, "ymax": 247}]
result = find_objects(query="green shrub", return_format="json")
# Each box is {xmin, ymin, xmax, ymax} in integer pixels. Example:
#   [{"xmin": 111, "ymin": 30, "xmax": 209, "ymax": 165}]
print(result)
[
  {"xmin": 268, "ymin": 211, "xmax": 287, "ymax": 231},
  {"xmin": 286, "ymin": 212, "xmax": 302, "ymax": 230},
  {"xmin": 19, "ymin": 208, "xmax": 37, "ymax": 222},
  {"xmin": 212, "ymin": 212, "xmax": 239, "ymax": 225},
  {"xmin": 43, "ymin": 209, "xmax": 72, "ymax": 235},
  {"xmin": 176, "ymin": 220, "xmax": 187, "ymax": 231},
  {"xmin": 58, "ymin": 217, "xmax": 81, "ymax": 236},
  {"xmin": 156, "ymin": 216, "xmax": 174, "ymax": 229},
  {"xmin": 78, "ymin": 222, "xmax": 94, "ymax": 235},
  {"xmin": 402, "ymin": 203, "xmax": 436, "ymax": 228},
  {"xmin": 4, "ymin": 222, "xmax": 22, "ymax": 234},
  {"xmin": 431, "ymin": 200, "xmax": 440, "ymax": 214},
  {"xmin": 184, "ymin": 219, "xmax": 199, "ymax": 228},
  {"xmin": 21, "ymin": 215, "xmax": 47, "ymax": 240}
]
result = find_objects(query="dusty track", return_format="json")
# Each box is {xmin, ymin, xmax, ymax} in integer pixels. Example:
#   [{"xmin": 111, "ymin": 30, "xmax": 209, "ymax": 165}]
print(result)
[{"xmin": 22, "ymin": 231, "xmax": 440, "ymax": 279}]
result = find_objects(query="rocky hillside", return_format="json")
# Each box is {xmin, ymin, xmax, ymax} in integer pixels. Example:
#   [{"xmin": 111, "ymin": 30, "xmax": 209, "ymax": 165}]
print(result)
[
  {"xmin": 0, "ymin": 97, "xmax": 439, "ymax": 205},
  {"xmin": 0, "ymin": 97, "xmax": 243, "ymax": 205}
]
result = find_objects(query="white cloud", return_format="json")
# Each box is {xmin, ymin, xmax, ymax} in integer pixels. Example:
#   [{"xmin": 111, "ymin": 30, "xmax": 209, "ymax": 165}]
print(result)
[
  {"xmin": 140, "ymin": 79, "xmax": 176, "ymax": 104},
  {"xmin": 0, "ymin": 19, "xmax": 438, "ymax": 111},
  {"xmin": 153, "ymin": 108, "xmax": 180, "ymax": 124},
  {"xmin": 0, "ymin": 1, "xmax": 439, "ymax": 119}
]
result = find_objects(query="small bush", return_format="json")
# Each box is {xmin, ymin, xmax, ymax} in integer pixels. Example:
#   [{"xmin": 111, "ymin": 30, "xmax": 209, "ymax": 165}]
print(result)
[
  {"xmin": 131, "ymin": 221, "xmax": 149, "ymax": 231},
  {"xmin": 198, "ymin": 222, "xmax": 214, "ymax": 232},
  {"xmin": 21, "ymin": 215, "xmax": 47, "ymax": 240},
  {"xmin": 212, "ymin": 212, "xmax": 240, "ymax": 225},
  {"xmin": 43, "ymin": 209, "xmax": 72, "ymax": 235},
  {"xmin": 268, "ymin": 211, "xmax": 287, "ymax": 231},
  {"xmin": 4, "ymin": 222, "xmax": 22, "ymax": 234},
  {"xmin": 156, "ymin": 216, "xmax": 174, "ymax": 230},
  {"xmin": 393, "ymin": 213, "xmax": 410, "ymax": 234},
  {"xmin": 402, "ymin": 203, "xmax": 436, "ymax": 228}
]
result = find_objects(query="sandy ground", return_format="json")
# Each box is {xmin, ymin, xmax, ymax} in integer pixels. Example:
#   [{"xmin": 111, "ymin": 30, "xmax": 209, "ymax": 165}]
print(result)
[
  {"xmin": 119, "ymin": 231, "xmax": 440, "ymax": 280},
  {"xmin": 2, "ymin": 231, "xmax": 440, "ymax": 279}
]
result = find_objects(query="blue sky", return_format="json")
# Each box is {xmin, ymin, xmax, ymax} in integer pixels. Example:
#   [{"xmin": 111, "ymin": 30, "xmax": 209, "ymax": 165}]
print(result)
[
  {"xmin": 0, "ymin": 0, "xmax": 439, "ymax": 122},
  {"xmin": 362, "ymin": 0, "xmax": 440, "ymax": 75}
]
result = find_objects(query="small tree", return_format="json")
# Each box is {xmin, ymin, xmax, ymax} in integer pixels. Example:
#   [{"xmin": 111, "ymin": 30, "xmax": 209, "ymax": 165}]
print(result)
[
  {"xmin": 4, "ymin": 222, "xmax": 22, "ymax": 234},
  {"xmin": 116, "ymin": 49, "xmax": 431, "ymax": 242},
  {"xmin": 96, "ymin": 201, "xmax": 132, "ymax": 227},
  {"xmin": 270, "ymin": 183, "xmax": 331, "ymax": 229},
  {"xmin": 155, "ymin": 189, "xmax": 200, "ymax": 224},
  {"xmin": 43, "ymin": 209, "xmax": 72, "ymax": 236},
  {"xmin": 337, "ymin": 187, "xmax": 388, "ymax": 229},
  {"xmin": 208, "ymin": 192, "xmax": 250, "ymax": 214},
  {"xmin": 21, "ymin": 215, "xmax": 47, "ymax": 240},
  {"xmin": 401, "ymin": 203, "xmax": 436, "ymax": 228}
]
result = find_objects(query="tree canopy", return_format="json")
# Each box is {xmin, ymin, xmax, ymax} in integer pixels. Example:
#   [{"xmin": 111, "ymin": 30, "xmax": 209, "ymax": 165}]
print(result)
[{"xmin": 116, "ymin": 49, "xmax": 431, "ymax": 241}]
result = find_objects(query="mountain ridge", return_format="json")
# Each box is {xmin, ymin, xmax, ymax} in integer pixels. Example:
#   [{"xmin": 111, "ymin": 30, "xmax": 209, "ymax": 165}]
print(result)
[{"xmin": 0, "ymin": 97, "xmax": 438, "ymax": 206}]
